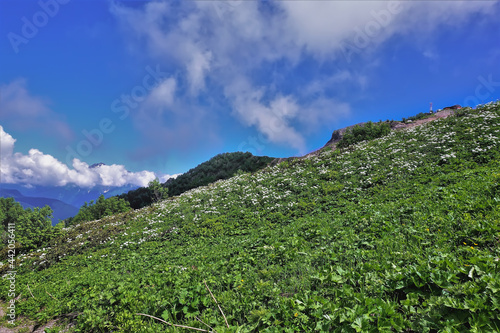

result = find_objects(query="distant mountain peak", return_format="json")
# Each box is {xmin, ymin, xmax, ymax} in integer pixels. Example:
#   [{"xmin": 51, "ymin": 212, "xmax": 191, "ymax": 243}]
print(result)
[{"xmin": 90, "ymin": 163, "xmax": 106, "ymax": 169}]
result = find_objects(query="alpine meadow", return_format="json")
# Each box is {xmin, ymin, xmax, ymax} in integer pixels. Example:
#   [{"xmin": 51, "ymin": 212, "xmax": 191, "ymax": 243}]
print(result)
[{"xmin": 2, "ymin": 101, "xmax": 500, "ymax": 332}]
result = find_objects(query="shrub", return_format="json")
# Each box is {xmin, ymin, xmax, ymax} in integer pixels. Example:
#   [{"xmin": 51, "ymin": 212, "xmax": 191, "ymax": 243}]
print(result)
[
  {"xmin": 66, "ymin": 195, "xmax": 131, "ymax": 226},
  {"xmin": 0, "ymin": 197, "xmax": 57, "ymax": 253},
  {"xmin": 337, "ymin": 121, "xmax": 391, "ymax": 148}
]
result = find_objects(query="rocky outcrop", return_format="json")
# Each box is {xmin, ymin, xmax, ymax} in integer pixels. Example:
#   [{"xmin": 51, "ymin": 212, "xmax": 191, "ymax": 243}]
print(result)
[
  {"xmin": 323, "ymin": 122, "xmax": 366, "ymax": 147},
  {"xmin": 443, "ymin": 104, "xmax": 462, "ymax": 110}
]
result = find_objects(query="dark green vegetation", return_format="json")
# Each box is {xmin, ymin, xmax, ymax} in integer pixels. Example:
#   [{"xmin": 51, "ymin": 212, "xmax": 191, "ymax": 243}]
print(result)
[
  {"xmin": 119, "ymin": 152, "xmax": 274, "ymax": 209},
  {"xmin": 0, "ymin": 197, "xmax": 59, "ymax": 254},
  {"xmin": 402, "ymin": 112, "xmax": 434, "ymax": 124},
  {"xmin": 336, "ymin": 121, "xmax": 392, "ymax": 149},
  {"xmin": 2, "ymin": 102, "xmax": 500, "ymax": 332},
  {"xmin": 64, "ymin": 195, "xmax": 131, "ymax": 228}
]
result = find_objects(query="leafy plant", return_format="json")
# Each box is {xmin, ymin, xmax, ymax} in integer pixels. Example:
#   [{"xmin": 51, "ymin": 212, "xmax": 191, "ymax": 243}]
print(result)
[
  {"xmin": 0, "ymin": 197, "xmax": 56, "ymax": 253},
  {"xmin": 148, "ymin": 178, "xmax": 169, "ymax": 203}
]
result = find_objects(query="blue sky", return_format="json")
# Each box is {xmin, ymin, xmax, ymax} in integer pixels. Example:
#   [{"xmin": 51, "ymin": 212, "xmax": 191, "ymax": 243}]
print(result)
[{"xmin": 1, "ymin": 0, "xmax": 500, "ymax": 188}]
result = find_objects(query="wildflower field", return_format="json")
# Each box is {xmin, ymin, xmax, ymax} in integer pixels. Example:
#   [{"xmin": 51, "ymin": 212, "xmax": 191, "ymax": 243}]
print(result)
[{"xmin": 2, "ymin": 102, "xmax": 500, "ymax": 332}]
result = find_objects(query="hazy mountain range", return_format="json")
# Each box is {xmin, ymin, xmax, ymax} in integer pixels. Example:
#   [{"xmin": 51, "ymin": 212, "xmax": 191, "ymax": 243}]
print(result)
[{"xmin": 0, "ymin": 182, "xmax": 138, "ymax": 225}]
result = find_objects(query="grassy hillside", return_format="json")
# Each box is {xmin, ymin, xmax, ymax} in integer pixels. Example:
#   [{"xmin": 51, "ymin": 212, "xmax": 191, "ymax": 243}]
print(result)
[
  {"xmin": 119, "ymin": 152, "xmax": 275, "ymax": 209},
  {"xmin": 2, "ymin": 102, "xmax": 500, "ymax": 332}
]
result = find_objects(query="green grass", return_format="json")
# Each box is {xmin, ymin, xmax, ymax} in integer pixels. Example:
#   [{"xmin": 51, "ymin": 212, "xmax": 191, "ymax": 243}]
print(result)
[{"xmin": 2, "ymin": 101, "xmax": 500, "ymax": 332}]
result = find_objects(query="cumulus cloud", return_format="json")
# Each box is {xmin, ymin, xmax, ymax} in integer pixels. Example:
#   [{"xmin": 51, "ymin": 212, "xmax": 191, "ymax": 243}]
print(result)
[
  {"xmin": 110, "ymin": 1, "xmax": 213, "ymax": 96},
  {"xmin": 142, "ymin": 77, "xmax": 177, "ymax": 115},
  {"xmin": 299, "ymin": 98, "xmax": 351, "ymax": 133},
  {"xmin": 279, "ymin": 1, "xmax": 396, "ymax": 58},
  {"xmin": 187, "ymin": 50, "xmax": 212, "ymax": 95},
  {"xmin": 110, "ymin": 0, "xmax": 498, "ymax": 153},
  {"xmin": 0, "ymin": 126, "xmax": 16, "ymax": 157},
  {"xmin": 0, "ymin": 79, "xmax": 74, "ymax": 141},
  {"xmin": 225, "ymin": 77, "xmax": 306, "ymax": 152},
  {"xmin": 0, "ymin": 126, "xmax": 176, "ymax": 188},
  {"xmin": 280, "ymin": 1, "xmax": 499, "ymax": 58}
]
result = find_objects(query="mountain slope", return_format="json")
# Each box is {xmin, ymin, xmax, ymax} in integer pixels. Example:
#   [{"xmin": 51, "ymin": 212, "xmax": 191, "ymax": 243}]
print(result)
[{"xmin": 2, "ymin": 102, "xmax": 500, "ymax": 332}]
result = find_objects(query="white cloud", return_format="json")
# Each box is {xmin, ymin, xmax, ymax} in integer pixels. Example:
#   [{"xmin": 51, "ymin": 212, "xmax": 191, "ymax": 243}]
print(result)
[
  {"xmin": 0, "ymin": 78, "xmax": 49, "ymax": 117},
  {"xmin": 225, "ymin": 77, "xmax": 306, "ymax": 153},
  {"xmin": 143, "ymin": 77, "xmax": 177, "ymax": 115},
  {"xmin": 0, "ymin": 126, "xmax": 176, "ymax": 188},
  {"xmin": 0, "ymin": 126, "xmax": 16, "ymax": 157},
  {"xmin": 279, "ymin": 1, "xmax": 395, "ymax": 58},
  {"xmin": 299, "ymin": 98, "xmax": 351, "ymax": 133},
  {"xmin": 0, "ymin": 79, "xmax": 74, "ymax": 140},
  {"xmin": 280, "ymin": 1, "xmax": 498, "ymax": 58},
  {"xmin": 159, "ymin": 173, "xmax": 179, "ymax": 183},
  {"xmin": 187, "ymin": 50, "xmax": 212, "ymax": 95}
]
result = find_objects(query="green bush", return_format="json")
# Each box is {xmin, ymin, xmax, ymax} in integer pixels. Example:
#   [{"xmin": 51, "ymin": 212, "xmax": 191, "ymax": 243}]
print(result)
[
  {"xmin": 148, "ymin": 178, "xmax": 169, "ymax": 203},
  {"xmin": 337, "ymin": 121, "xmax": 391, "ymax": 148},
  {"xmin": 403, "ymin": 112, "xmax": 431, "ymax": 123},
  {"xmin": 66, "ymin": 195, "xmax": 131, "ymax": 227},
  {"xmin": 0, "ymin": 197, "xmax": 57, "ymax": 253}
]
